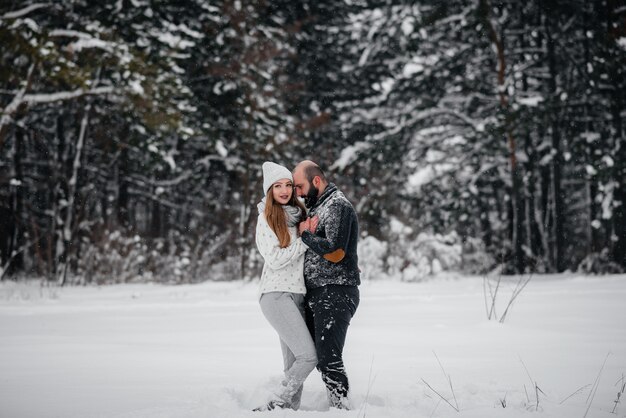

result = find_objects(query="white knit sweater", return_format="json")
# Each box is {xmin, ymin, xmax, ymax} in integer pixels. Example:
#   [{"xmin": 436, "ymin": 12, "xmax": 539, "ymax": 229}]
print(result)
[{"xmin": 255, "ymin": 213, "xmax": 307, "ymax": 297}]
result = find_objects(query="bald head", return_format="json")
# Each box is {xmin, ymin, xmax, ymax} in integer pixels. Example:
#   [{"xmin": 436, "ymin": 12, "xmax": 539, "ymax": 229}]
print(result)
[
  {"xmin": 294, "ymin": 160, "xmax": 326, "ymax": 183},
  {"xmin": 293, "ymin": 160, "xmax": 328, "ymax": 207}
]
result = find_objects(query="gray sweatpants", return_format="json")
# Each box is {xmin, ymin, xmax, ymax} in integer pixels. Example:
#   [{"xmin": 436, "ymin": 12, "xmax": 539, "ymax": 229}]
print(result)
[{"xmin": 259, "ymin": 292, "xmax": 317, "ymax": 409}]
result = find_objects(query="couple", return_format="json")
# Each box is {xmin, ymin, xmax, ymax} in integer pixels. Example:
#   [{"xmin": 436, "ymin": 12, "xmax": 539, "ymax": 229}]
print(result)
[{"xmin": 254, "ymin": 160, "xmax": 361, "ymax": 411}]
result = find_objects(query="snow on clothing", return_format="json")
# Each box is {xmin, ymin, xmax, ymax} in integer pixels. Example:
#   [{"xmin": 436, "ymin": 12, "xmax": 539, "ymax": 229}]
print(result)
[
  {"xmin": 300, "ymin": 183, "xmax": 361, "ymax": 289},
  {"xmin": 300, "ymin": 182, "xmax": 360, "ymax": 408},
  {"xmin": 305, "ymin": 284, "xmax": 359, "ymax": 408},
  {"xmin": 259, "ymin": 292, "xmax": 316, "ymax": 409},
  {"xmin": 255, "ymin": 201, "xmax": 316, "ymax": 410}
]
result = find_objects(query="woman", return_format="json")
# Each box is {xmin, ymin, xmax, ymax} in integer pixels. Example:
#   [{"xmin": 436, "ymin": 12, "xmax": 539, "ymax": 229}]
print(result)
[{"xmin": 253, "ymin": 161, "xmax": 318, "ymax": 412}]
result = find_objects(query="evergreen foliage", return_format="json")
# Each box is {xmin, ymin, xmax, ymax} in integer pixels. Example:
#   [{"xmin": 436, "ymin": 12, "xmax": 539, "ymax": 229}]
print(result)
[{"xmin": 1, "ymin": 0, "xmax": 624, "ymax": 282}]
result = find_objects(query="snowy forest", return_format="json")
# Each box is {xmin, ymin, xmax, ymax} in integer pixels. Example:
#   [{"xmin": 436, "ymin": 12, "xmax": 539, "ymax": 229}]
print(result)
[{"xmin": 1, "ymin": 0, "xmax": 625, "ymax": 284}]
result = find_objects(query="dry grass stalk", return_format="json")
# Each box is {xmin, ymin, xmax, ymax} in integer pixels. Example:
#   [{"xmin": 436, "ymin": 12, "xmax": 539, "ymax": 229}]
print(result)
[
  {"xmin": 421, "ymin": 352, "xmax": 459, "ymax": 413},
  {"xmin": 519, "ymin": 356, "xmax": 545, "ymax": 411},
  {"xmin": 357, "ymin": 357, "xmax": 377, "ymax": 418},
  {"xmin": 559, "ymin": 384, "xmax": 591, "ymax": 404},
  {"xmin": 421, "ymin": 378, "xmax": 459, "ymax": 413},
  {"xmin": 583, "ymin": 352, "xmax": 611, "ymax": 418},
  {"xmin": 482, "ymin": 262, "xmax": 532, "ymax": 323},
  {"xmin": 611, "ymin": 373, "xmax": 625, "ymax": 414}
]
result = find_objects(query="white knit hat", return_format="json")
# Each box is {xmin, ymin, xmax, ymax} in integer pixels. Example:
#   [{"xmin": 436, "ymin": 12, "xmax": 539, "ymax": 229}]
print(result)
[{"xmin": 262, "ymin": 161, "xmax": 293, "ymax": 195}]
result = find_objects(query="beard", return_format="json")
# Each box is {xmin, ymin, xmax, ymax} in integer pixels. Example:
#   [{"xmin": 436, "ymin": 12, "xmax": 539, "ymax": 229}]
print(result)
[{"xmin": 303, "ymin": 185, "xmax": 319, "ymax": 209}]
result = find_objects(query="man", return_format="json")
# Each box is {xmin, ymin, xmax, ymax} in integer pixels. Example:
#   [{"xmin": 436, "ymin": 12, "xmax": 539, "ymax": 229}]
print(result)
[{"xmin": 293, "ymin": 160, "xmax": 360, "ymax": 410}]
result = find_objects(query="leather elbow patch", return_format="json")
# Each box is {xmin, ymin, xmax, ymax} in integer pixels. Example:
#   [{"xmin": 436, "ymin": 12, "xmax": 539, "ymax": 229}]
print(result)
[{"xmin": 323, "ymin": 249, "xmax": 345, "ymax": 263}]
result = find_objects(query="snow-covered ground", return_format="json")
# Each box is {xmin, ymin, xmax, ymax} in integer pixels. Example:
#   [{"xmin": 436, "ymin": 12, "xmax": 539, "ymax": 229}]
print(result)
[{"xmin": 1, "ymin": 274, "xmax": 625, "ymax": 418}]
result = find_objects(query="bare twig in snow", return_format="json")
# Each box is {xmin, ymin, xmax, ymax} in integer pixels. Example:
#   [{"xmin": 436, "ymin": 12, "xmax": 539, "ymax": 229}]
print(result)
[
  {"xmin": 612, "ymin": 374, "xmax": 625, "ymax": 414},
  {"xmin": 499, "ymin": 273, "xmax": 533, "ymax": 323},
  {"xmin": 358, "ymin": 357, "xmax": 376, "ymax": 418},
  {"xmin": 519, "ymin": 356, "xmax": 534, "ymax": 386},
  {"xmin": 433, "ymin": 351, "xmax": 459, "ymax": 411},
  {"xmin": 482, "ymin": 256, "xmax": 504, "ymax": 321},
  {"xmin": 535, "ymin": 382, "xmax": 545, "ymax": 410},
  {"xmin": 519, "ymin": 356, "xmax": 544, "ymax": 410},
  {"xmin": 559, "ymin": 384, "xmax": 591, "ymax": 404},
  {"xmin": 499, "ymin": 392, "xmax": 507, "ymax": 408},
  {"xmin": 584, "ymin": 352, "xmax": 611, "ymax": 418},
  {"xmin": 524, "ymin": 384, "xmax": 530, "ymax": 404},
  {"xmin": 483, "ymin": 275, "xmax": 490, "ymax": 318},
  {"xmin": 485, "ymin": 271, "xmax": 502, "ymax": 320},
  {"xmin": 421, "ymin": 379, "xmax": 459, "ymax": 412},
  {"xmin": 429, "ymin": 398, "xmax": 442, "ymax": 418}
]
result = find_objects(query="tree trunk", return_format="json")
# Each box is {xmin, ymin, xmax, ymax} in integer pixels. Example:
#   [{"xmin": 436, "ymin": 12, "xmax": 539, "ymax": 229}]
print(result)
[
  {"xmin": 11, "ymin": 128, "xmax": 26, "ymax": 274},
  {"xmin": 239, "ymin": 164, "xmax": 251, "ymax": 279},
  {"xmin": 525, "ymin": 135, "xmax": 544, "ymax": 262},
  {"xmin": 58, "ymin": 102, "xmax": 91, "ymax": 285},
  {"xmin": 151, "ymin": 195, "xmax": 162, "ymax": 238},
  {"xmin": 545, "ymin": 5, "xmax": 566, "ymax": 272},
  {"xmin": 479, "ymin": 0, "xmax": 525, "ymax": 273},
  {"xmin": 47, "ymin": 115, "xmax": 65, "ymax": 280},
  {"xmin": 477, "ymin": 184, "xmax": 493, "ymax": 249},
  {"xmin": 117, "ymin": 147, "xmax": 130, "ymax": 230},
  {"xmin": 0, "ymin": 205, "xmax": 10, "ymax": 273},
  {"xmin": 519, "ymin": 5, "xmax": 543, "ymax": 266},
  {"xmin": 582, "ymin": 4, "xmax": 602, "ymax": 255},
  {"xmin": 604, "ymin": 0, "xmax": 626, "ymax": 266},
  {"xmin": 539, "ymin": 133, "xmax": 553, "ymax": 270}
]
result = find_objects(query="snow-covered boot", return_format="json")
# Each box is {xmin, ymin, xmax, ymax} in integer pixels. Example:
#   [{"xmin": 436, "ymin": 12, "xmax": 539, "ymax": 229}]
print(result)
[{"xmin": 252, "ymin": 399, "xmax": 288, "ymax": 412}]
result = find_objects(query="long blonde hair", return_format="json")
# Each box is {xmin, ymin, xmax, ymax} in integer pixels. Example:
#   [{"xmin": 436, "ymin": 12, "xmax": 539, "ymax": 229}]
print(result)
[{"xmin": 265, "ymin": 190, "xmax": 306, "ymax": 248}]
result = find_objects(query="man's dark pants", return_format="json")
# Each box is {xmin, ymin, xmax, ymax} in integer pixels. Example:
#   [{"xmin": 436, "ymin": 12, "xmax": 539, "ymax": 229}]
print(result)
[{"xmin": 305, "ymin": 284, "xmax": 359, "ymax": 407}]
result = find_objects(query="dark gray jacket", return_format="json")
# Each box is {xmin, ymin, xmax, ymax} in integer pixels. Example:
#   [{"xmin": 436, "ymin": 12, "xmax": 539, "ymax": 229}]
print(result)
[{"xmin": 301, "ymin": 183, "xmax": 360, "ymax": 289}]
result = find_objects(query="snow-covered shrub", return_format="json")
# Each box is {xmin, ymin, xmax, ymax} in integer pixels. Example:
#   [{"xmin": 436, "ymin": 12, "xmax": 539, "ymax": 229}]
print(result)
[
  {"xmin": 187, "ymin": 232, "xmax": 237, "ymax": 281},
  {"xmin": 386, "ymin": 217, "xmax": 462, "ymax": 281},
  {"xmin": 205, "ymin": 255, "xmax": 243, "ymax": 281},
  {"xmin": 79, "ymin": 230, "xmax": 151, "ymax": 284},
  {"xmin": 357, "ymin": 235, "xmax": 389, "ymax": 280},
  {"xmin": 77, "ymin": 229, "xmax": 238, "ymax": 284},
  {"xmin": 0, "ymin": 280, "xmax": 59, "ymax": 301},
  {"xmin": 578, "ymin": 249, "xmax": 624, "ymax": 274},
  {"xmin": 460, "ymin": 237, "xmax": 496, "ymax": 274}
]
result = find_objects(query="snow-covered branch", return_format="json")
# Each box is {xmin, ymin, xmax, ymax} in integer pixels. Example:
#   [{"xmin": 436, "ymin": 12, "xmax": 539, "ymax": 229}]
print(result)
[
  {"xmin": 129, "ymin": 154, "xmax": 226, "ymax": 188},
  {"xmin": 366, "ymin": 107, "xmax": 481, "ymax": 143},
  {"xmin": 68, "ymin": 38, "xmax": 115, "ymax": 53},
  {"xmin": 333, "ymin": 103, "xmax": 485, "ymax": 171},
  {"xmin": 131, "ymin": 171, "xmax": 195, "ymax": 188},
  {"xmin": 50, "ymin": 30, "xmax": 114, "ymax": 50},
  {"xmin": 1, "ymin": 81, "xmax": 115, "ymax": 150},
  {"xmin": 22, "ymin": 86, "xmax": 115, "ymax": 105},
  {"xmin": 0, "ymin": 3, "xmax": 50, "ymax": 20},
  {"xmin": 331, "ymin": 142, "xmax": 372, "ymax": 171},
  {"xmin": 0, "ymin": 63, "xmax": 35, "ymax": 149},
  {"xmin": 49, "ymin": 30, "xmax": 118, "ymax": 52},
  {"xmin": 48, "ymin": 29, "xmax": 93, "ymax": 39}
]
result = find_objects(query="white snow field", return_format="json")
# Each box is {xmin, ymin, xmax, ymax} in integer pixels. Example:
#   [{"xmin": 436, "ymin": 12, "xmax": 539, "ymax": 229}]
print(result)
[{"xmin": 1, "ymin": 274, "xmax": 625, "ymax": 418}]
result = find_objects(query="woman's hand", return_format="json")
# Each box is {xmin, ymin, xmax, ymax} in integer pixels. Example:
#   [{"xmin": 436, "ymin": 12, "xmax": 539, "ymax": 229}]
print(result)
[
  {"xmin": 298, "ymin": 216, "xmax": 319, "ymax": 235},
  {"xmin": 298, "ymin": 218, "xmax": 311, "ymax": 235}
]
